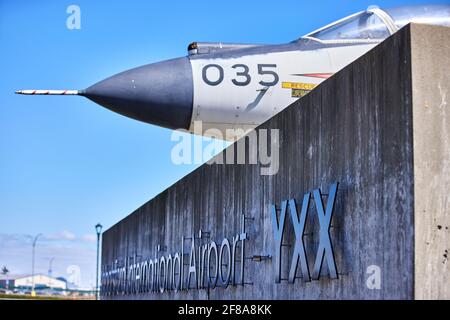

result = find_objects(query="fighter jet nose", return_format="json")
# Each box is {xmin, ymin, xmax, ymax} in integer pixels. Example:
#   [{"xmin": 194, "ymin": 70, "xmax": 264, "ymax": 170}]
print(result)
[{"xmin": 82, "ymin": 57, "xmax": 193, "ymax": 130}]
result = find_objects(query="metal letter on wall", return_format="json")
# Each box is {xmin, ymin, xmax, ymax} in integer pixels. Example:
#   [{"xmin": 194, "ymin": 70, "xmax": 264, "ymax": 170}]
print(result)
[
  {"xmin": 238, "ymin": 214, "xmax": 247, "ymax": 285},
  {"xmin": 288, "ymin": 194, "xmax": 311, "ymax": 283},
  {"xmin": 271, "ymin": 200, "xmax": 287, "ymax": 283},
  {"xmin": 312, "ymin": 182, "xmax": 339, "ymax": 280},
  {"xmin": 187, "ymin": 235, "xmax": 198, "ymax": 289},
  {"xmin": 208, "ymin": 241, "xmax": 219, "ymax": 289},
  {"xmin": 219, "ymin": 238, "xmax": 232, "ymax": 288},
  {"xmin": 159, "ymin": 257, "xmax": 166, "ymax": 293},
  {"xmin": 172, "ymin": 253, "xmax": 181, "ymax": 292}
]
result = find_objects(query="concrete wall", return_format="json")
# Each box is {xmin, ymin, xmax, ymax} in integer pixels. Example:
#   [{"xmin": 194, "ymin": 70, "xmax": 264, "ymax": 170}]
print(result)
[
  {"xmin": 101, "ymin": 24, "xmax": 450, "ymax": 300},
  {"xmin": 411, "ymin": 24, "xmax": 450, "ymax": 300}
]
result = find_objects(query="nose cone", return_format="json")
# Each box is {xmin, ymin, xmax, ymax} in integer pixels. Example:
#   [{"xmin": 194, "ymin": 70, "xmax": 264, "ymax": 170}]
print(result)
[{"xmin": 82, "ymin": 57, "xmax": 193, "ymax": 130}]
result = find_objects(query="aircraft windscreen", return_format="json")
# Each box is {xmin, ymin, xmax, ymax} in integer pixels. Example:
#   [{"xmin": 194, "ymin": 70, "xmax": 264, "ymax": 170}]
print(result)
[
  {"xmin": 384, "ymin": 4, "xmax": 450, "ymax": 28},
  {"xmin": 308, "ymin": 12, "xmax": 390, "ymax": 41}
]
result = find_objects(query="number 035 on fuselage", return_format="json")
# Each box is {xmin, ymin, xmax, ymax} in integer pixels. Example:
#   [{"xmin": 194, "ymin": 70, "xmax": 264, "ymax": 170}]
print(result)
[{"xmin": 16, "ymin": 4, "xmax": 450, "ymax": 140}]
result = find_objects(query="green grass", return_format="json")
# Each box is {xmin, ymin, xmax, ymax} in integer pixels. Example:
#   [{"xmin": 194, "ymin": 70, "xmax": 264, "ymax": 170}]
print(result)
[{"xmin": 0, "ymin": 293, "xmax": 93, "ymax": 300}]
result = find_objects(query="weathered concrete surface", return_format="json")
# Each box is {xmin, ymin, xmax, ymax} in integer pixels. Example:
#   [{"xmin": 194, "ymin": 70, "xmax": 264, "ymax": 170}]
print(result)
[
  {"xmin": 101, "ymin": 24, "xmax": 450, "ymax": 300},
  {"xmin": 411, "ymin": 24, "xmax": 450, "ymax": 300}
]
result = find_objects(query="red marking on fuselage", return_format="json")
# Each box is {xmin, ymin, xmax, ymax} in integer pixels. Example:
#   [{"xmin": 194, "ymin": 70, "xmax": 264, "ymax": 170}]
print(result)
[{"xmin": 294, "ymin": 73, "xmax": 334, "ymax": 79}]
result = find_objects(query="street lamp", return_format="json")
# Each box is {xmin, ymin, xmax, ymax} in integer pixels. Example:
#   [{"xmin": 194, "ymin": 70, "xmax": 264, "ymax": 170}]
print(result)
[
  {"xmin": 47, "ymin": 257, "xmax": 55, "ymax": 288},
  {"xmin": 47, "ymin": 257, "xmax": 55, "ymax": 277},
  {"xmin": 31, "ymin": 234, "xmax": 42, "ymax": 297},
  {"xmin": 95, "ymin": 223, "xmax": 103, "ymax": 300}
]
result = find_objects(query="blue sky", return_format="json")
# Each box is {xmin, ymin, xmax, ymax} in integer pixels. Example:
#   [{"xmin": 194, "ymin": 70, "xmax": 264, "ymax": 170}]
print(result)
[{"xmin": 0, "ymin": 0, "xmax": 446, "ymax": 288}]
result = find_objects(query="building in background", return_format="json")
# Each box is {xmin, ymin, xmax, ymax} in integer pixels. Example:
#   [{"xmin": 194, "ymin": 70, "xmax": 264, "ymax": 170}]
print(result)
[{"xmin": 0, "ymin": 274, "xmax": 67, "ymax": 292}]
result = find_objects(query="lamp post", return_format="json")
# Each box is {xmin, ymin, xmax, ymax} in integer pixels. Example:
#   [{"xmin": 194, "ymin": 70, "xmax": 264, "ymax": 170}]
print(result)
[
  {"xmin": 47, "ymin": 257, "xmax": 55, "ymax": 288},
  {"xmin": 31, "ymin": 234, "xmax": 42, "ymax": 296},
  {"xmin": 95, "ymin": 223, "xmax": 103, "ymax": 300}
]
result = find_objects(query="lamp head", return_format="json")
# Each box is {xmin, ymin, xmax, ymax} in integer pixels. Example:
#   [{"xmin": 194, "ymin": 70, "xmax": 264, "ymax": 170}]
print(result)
[{"xmin": 95, "ymin": 223, "xmax": 103, "ymax": 235}]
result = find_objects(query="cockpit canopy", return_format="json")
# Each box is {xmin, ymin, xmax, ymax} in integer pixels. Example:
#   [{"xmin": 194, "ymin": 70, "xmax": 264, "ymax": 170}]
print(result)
[
  {"xmin": 307, "ymin": 11, "xmax": 389, "ymax": 41},
  {"xmin": 303, "ymin": 4, "xmax": 450, "ymax": 43}
]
